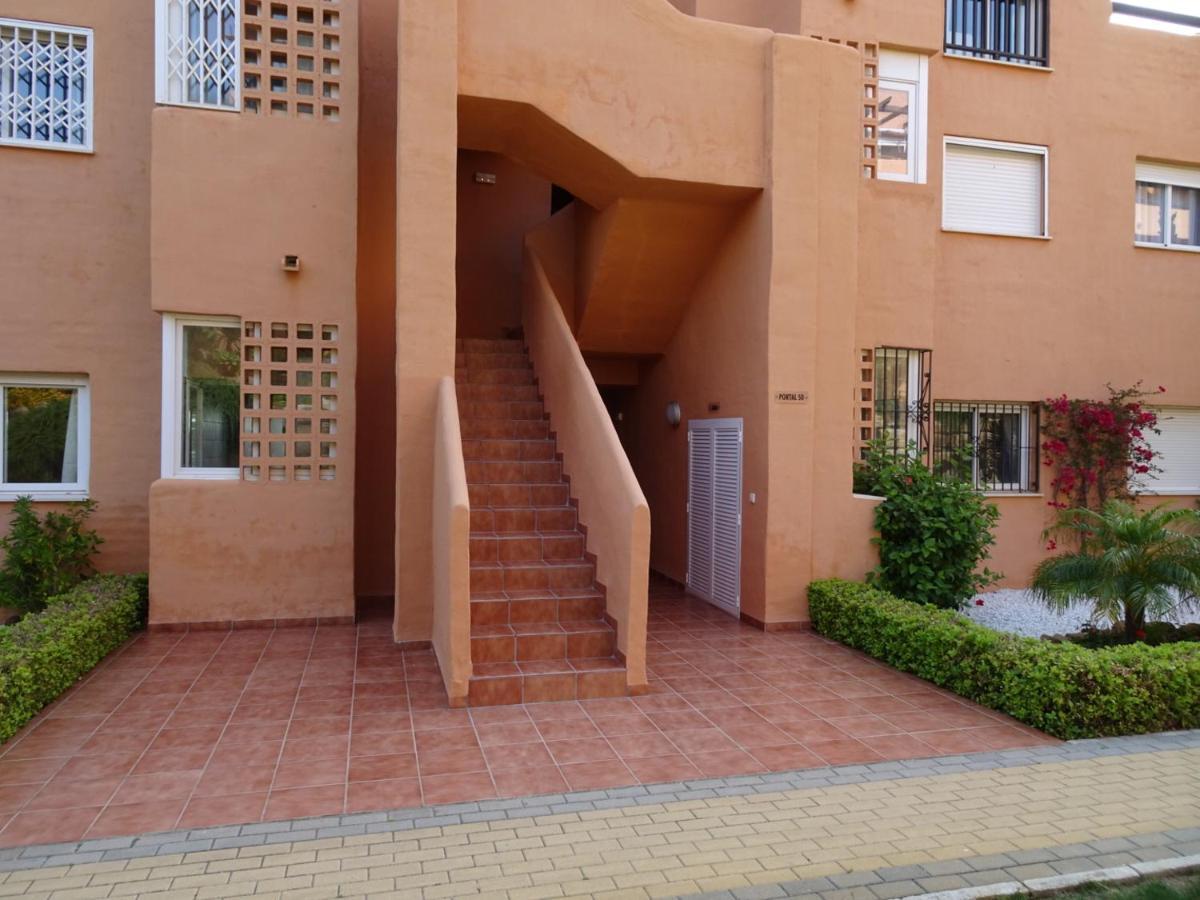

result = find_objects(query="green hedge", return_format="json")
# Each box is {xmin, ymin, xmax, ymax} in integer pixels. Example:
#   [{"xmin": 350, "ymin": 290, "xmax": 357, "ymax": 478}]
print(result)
[
  {"xmin": 0, "ymin": 574, "xmax": 148, "ymax": 742},
  {"xmin": 808, "ymin": 579, "xmax": 1200, "ymax": 739}
]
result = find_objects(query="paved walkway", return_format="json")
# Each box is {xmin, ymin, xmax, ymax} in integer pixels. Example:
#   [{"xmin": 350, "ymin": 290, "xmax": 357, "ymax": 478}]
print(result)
[
  {"xmin": 0, "ymin": 588, "xmax": 1052, "ymax": 848},
  {"xmin": 1, "ymin": 731, "xmax": 1197, "ymax": 899}
]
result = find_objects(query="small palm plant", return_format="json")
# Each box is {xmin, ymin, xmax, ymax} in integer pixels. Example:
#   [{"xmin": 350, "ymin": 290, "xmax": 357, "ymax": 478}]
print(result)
[{"xmin": 1032, "ymin": 501, "xmax": 1200, "ymax": 640}]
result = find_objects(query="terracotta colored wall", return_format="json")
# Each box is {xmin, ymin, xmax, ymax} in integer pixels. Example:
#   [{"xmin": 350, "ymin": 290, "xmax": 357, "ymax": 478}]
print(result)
[
  {"xmin": 0, "ymin": 2, "xmax": 157, "ymax": 574},
  {"xmin": 393, "ymin": 0, "xmax": 459, "ymax": 643},
  {"xmin": 456, "ymin": 151, "xmax": 550, "ymax": 339},
  {"xmin": 355, "ymin": 0, "xmax": 400, "ymax": 600},
  {"xmin": 148, "ymin": 6, "xmax": 361, "ymax": 624}
]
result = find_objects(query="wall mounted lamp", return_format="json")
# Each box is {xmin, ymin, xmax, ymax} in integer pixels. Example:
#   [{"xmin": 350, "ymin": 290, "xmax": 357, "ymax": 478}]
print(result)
[{"xmin": 665, "ymin": 401, "xmax": 681, "ymax": 428}]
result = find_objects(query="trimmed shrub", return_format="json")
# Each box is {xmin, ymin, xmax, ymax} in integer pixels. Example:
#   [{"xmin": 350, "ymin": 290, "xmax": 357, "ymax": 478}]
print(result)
[
  {"xmin": 0, "ymin": 573, "xmax": 147, "ymax": 742},
  {"xmin": 808, "ymin": 579, "xmax": 1200, "ymax": 739},
  {"xmin": 0, "ymin": 496, "xmax": 103, "ymax": 614}
]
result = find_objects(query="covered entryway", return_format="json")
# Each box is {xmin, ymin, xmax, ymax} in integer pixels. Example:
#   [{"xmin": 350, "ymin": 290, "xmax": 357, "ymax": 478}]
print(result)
[{"xmin": 687, "ymin": 417, "xmax": 743, "ymax": 617}]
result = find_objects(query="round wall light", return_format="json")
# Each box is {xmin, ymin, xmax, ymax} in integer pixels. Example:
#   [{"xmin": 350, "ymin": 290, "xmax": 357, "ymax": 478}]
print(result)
[{"xmin": 665, "ymin": 401, "xmax": 682, "ymax": 428}]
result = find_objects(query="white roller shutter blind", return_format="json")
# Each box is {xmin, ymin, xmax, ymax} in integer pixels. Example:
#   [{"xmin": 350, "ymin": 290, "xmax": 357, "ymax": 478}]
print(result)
[
  {"xmin": 1147, "ymin": 408, "xmax": 1200, "ymax": 493},
  {"xmin": 944, "ymin": 140, "xmax": 1046, "ymax": 237},
  {"xmin": 1136, "ymin": 161, "xmax": 1200, "ymax": 189}
]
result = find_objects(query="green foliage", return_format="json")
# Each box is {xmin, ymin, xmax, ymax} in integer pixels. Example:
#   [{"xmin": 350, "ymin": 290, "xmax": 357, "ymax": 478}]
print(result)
[
  {"xmin": 4, "ymin": 390, "xmax": 71, "ymax": 483},
  {"xmin": 808, "ymin": 579, "xmax": 1200, "ymax": 739},
  {"xmin": 0, "ymin": 574, "xmax": 147, "ymax": 743},
  {"xmin": 0, "ymin": 497, "xmax": 103, "ymax": 614},
  {"xmin": 858, "ymin": 439, "xmax": 1002, "ymax": 610},
  {"xmin": 1033, "ymin": 501, "xmax": 1200, "ymax": 639}
]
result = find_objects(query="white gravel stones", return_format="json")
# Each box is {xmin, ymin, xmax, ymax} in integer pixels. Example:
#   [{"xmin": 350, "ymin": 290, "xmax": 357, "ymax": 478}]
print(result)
[{"xmin": 960, "ymin": 588, "xmax": 1195, "ymax": 638}]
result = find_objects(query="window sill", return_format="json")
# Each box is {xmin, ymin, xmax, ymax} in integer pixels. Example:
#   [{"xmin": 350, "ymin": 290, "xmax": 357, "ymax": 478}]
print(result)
[
  {"xmin": 163, "ymin": 471, "xmax": 240, "ymax": 481},
  {"xmin": 943, "ymin": 53, "xmax": 1053, "ymax": 73},
  {"xmin": 0, "ymin": 491, "xmax": 89, "ymax": 502},
  {"xmin": 1135, "ymin": 489, "xmax": 1200, "ymax": 496},
  {"xmin": 155, "ymin": 101, "xmax": 241, "ymax": 115},
  {"xmin": 982, "ymin": 491, "xmax": 1043, "ymax": 498},
  {"xmin": 852, "ymin": 493, "xmax": 885, "ymax": 501},
  {"xmin": 942, "ymin": 228, "xmax": 1051, "ymax": 241},
  {"xmin": 0, "ymin": 139, "xmax": 93, "ymax": 154},
  {"xmin": 1134, "ymin": 242, "xmax": 1200, "ymax": 254}
]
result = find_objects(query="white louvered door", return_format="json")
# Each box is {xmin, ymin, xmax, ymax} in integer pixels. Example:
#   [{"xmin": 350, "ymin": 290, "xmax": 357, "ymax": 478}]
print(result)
[{"xmin": 687, "ymin": 418, "xmax": 743, "ymax": 616}]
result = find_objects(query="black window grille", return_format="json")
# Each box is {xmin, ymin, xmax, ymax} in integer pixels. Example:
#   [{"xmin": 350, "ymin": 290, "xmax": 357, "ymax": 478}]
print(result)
[
  {"xmin": 873, "ymin": 347, "xmax": 931, "ymax": 459},
  {"xmin": 945, "ymin": 0, "xmax": 1050, "ymax": 68},
  {"xmin": 933, "ymin": 401, "xmax": 1040, "ymax": 493}
]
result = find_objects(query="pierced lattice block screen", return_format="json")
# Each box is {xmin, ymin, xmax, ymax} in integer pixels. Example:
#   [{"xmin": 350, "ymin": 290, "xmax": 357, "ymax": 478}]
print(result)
[
  {"xmin": 240, "ymin": 321, "xmax": 340, "ymax": 483},
  {"xmin": 806, "ymin": 35, "xmax": 880, "ymax": 180},
  {"xmin": 855, "ymin": 348, "xmax": 875, "ymax": 461},
  {"xmin": 241, "ymin": 0, "xmax": 342, "ymax": 120}
]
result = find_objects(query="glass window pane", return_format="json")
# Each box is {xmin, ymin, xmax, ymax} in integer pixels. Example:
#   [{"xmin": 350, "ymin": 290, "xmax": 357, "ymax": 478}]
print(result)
[
  {"xmin": 978, "ymin": 411, "xmax": 1022, "ymax": 488},
  {"xmin": 877, "ymin": 83, "xmax": 912, "ymax": 180},
  {"xmin": 1170, "ymin": 185, "xmax": 1199, "ymax": 247},
  {"xmin": 4, "ymin": 386, "xmax": 79, "ymax": 484},
  {"xmin": 1135, "ymin": 182, "xmax": 1166, "ymax": 244},
  {"xmin": 181, "ymin": 324, "xmax": 241, "ymax": 468}
]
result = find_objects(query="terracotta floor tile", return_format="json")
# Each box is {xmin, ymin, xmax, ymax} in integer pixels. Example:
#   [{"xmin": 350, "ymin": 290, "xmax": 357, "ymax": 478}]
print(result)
[
  {"xmin": 57, "ymin": 752, "xmax": 141, "ymax": 781},
  {"xmin": 25, "ymin": 775, "xmax": 122, "ymax": 811},
  {"xmin": 558, "ymin": 760, "xmax": 634, "ymax": 791},
  {"xmin": 417, "ymin": 746, "xmax": 488, "ymax": 776},
  {"xmin": 914, "ymin": 728, "xmax": 994, "ymax": 754},
  {"xmin": 860, "ymin": 734, "xmax": 938, "ymax": 761},
  {"xmin": 624, "ymin": 754, "xmax": 703, "ymax": 785},
  {"xmin": 273, "ymin": 756, "xmax": 347, "ymax": 789},
  {"xmin": 414, "ymin": 728, "xmax": 480, "ymax": 754},
  {"xmin": 349, "ymin": 753, "xmax": 418, "ymax": 782},
  {"xmin": 482, "ymin": 741, "xmax": 555, "ymax": 771},
  {"xmin": 280, "ymin": 736, "xmax": 348, "ymax": 763},
  {"xmin": 285, "ymin": 717, "xmax": 350, "ymax": 741},
  {"xmin": 776, "ymin": 719, "xmax": 852, "ymax": 743},
  {"xmin": 148, "ymin": 726, "xmax": 225, "ymax": 752},
  {"xmin": 664, "ymin": 728, "xmax": 739, "ymax": 755},
  {"xmin": 475, "ymin": 722, "xmax": 542, "ymax": 746},
  {"xmin": 805, "ymin": 738, "xmax": 885, "ymax": 766},
  {"xmin": 749, "ymin": 743, "xmax": 825, "ymax": 770},
  {"xmin": 86, "ymin": 799, "xmax": 187, "ymax": 839},
  {"xmin": 686, "ymin": 749, "xmax": 766, "ymax": 777},
  {"xmin": 491, "ymin": 766, "xmax": 568, "ymax": 798},
  {"xmin": 721, "ymin": 722, "xmax": 795, "ymax": 748},
  {"xmin": 0, "ymin": 806, "xmax": 101, "ymax": 846},
  {"xmin": 345, "ymin": 778, "xmax": 422, "ymax": 813},
  {"xmin": 605, "ymin": 732, "xmax": 679, "ymax": 759},
  {"xmin": 178, "ymin": 792, "xmax": 266, "ymax": 828},
  {"xmin": 131, "ymin": 747, "xmax": 212, "ymax": 776},
  {"xmin": 535, "ymin": 719, "xmax": 600, "ymax": 741},
  {"xmin": 264, "ymin": 785, "xmax": 345, "ymax": 821},
  {"xmin": 193, "ymin": 764, "xmax": 277, "ymax": 797},
  {"xmin": 0, "ymin": 757, "xmax": 67, "ymax": 785},
  {"xmin": 546, "ymin": 738, "xmax": 616, "ymax": 765},
  {"xmin": 420, "ymin": 772, "xmax": 496, "ymax": 805},
  {"xmin": 0, "ymin": 783, "xmax": 41, "ymax": 814},
  {"xmin": 350, "ymin": 731, "xmax": 415, "ymax": 758},
  {"xmin": 351, "ymin": 713, "xmax": 413, "ymax": 735},
  {"xmin": 221, "ymin": 722, "xmax": 289, "ymax": 744},
  {"xmin": 109, "ymin": 771, "xmax": 201, "ymax": 805}
]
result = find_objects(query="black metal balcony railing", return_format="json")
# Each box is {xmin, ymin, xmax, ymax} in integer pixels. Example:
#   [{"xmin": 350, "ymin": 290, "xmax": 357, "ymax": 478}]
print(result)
[{"xmin": 945, "ymin": 0, "xmax": 1050, "ymax": 68}]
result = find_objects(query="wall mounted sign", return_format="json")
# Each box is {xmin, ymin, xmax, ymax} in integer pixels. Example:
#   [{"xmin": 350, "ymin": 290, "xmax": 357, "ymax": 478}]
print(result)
[{"xmin": 775, "ymin": 390, "xmax": 809, "ymax": 403}]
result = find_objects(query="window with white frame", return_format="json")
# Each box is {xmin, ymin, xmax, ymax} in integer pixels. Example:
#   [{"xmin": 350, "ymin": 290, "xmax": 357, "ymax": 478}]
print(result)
[
  {"xmin": 0, "ymin": 19, "xmax": 93, "ymax": 152},
  {"xmin": 0, "ymin": 375, "xmax": 90, "ymax": 500},
  {"xmin": 933, "ymin": 401, "xmax": 1039, "ymax": 493},
  {"xmin": 943, "ymin": 138, "xmax": 1049, "ymax": 238},
  {"xmin": 162, "ymin": 315, "xmax": 241, "ymax": 479},
  {"xmin": 1143, "ymin": 408, "xmax": 1200, "ymax": 493},
  {"xmin": 156, "ymin": 0, "xmax": 239, "ymax": 110},
  {"xmin": 877, "ymin": 50, "xmax": 928, "ymax": 184},
  {"xmin": 1135, "ymin": 161, "xmax": 1200, "ymax": 251}
]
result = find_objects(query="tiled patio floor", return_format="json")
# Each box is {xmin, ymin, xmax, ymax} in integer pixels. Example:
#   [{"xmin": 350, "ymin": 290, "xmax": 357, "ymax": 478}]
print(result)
[{"xmin": 0, "ymin": 582, "xmax": 1055, "ymax": 848}]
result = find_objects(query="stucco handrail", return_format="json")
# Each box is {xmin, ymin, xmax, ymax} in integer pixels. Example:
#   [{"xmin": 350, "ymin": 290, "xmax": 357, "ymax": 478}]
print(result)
[
  {"xmin": 521, "ymin": 246, "xmax": 651, "ymax": 691},
  {"xmin": 432, "ymin": 376, "xmax": 471, "ymax": 705}
]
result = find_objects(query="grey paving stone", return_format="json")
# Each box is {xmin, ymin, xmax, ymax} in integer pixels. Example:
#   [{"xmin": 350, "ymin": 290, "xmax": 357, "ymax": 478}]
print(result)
[
  {"xmin": 965, "ymin": 854, "xmax": 1016, "ymax": 872},
  {"xmin": 156, "ymin": 840, "xmax": 214, "ymax": 855},
  {"xmin": 316, "ymin": 825, "xmax": 367, "ymax": 838},
  {"xmin": 1007, "ymin": 848, "xmax": 1058, "ymax": 866},
  {"xmin": 1087, "ymin": 852, "xmax": 1140, "ymax": 868},
  {"xmin": 774, "ymin": 876, "xmax": 836, "ymax": 896},
  {"xmin": 828, "ymin": 870, "xmax": 882, "ymax": 889},
  {"xmin": 961, "ymin": 869, "xmax": 1019, "ymax": 887},
  {"xmin": 875, "ymin": 866, "xmax": 928, "ymax": 883},
  {"xmin": 1005, "ymin": 863, "xmax": 1058, "ymax": 880},
  {"xmin": 1133, "ymin": 853, "xmax": 1200, "ymax": 877},
  {"xmin": 212, "ymin": 835, "xmax": 267, "ymax": 849},
  {"xmin": 42, "ymin": 852, "xmax": 104, "ymax": 867},
  {"xmin": 920, "ymin": 860, "xmax": 977, "ymax": 878},
  {"xmin": 1089, "ymin": 837, "xmax": 1138, "ymax": 853},
  {"xmin": 1050, "ymin": 857, "xmax": 1105, "ymax": 876},
  {"xmin": 412, "ymin": 815, "xmax": 462, "ymax": 828},
  {"xmin": 1023, "ymin": 865, "xmax": 1139, "ymax": 893},
  {"xmin": 20, "ymin": 841, "xmax": 81, "ymax": 857},
  {"xmin": 915, "ymin": 875, "xmax": 972, "ymax": 892},
  {"xmin": 184, "ymin": 826, "xmax": 241, "ymax": 840},
  {"xmin": 1131, "ymin": 846, "xmax": 1181, "ymax": 863},
  {"xmin": 818, "ymin": 887, "xmax": 878, "ymax": 900},
  {"xmin": 868, "ymin": 878, "xmax": 922, "ymax": 898},
  {"xmin": 730, "ymin": 885, "xmax": 788, "ymax": 899}
]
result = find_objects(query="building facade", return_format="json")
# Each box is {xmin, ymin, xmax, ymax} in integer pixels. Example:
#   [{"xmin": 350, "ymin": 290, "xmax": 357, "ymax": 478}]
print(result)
[{"xmin": 1, "ymin": 0, "xmax": 1197, "ymax": 705}]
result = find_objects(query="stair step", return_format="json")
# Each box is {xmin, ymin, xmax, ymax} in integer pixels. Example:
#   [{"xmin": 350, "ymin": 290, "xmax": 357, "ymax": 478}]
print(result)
[
  {"xmin": 455, "ymin": 367, "xmax": 535, "ymax": 386},
  {"xmin": 469, "ymin": 560, "xmax": 596, "ymax": 593},
  {"xmin": 461, "ymin": 400, "xmax": 546, "ymax": 420},
  {"xmin": 468, "ymin": 532, "xmax": 585, "ymax": 564},
  {"xmin": 461, "ymin": 419, "xmax": 550, "ymax": 440},
  {"xmin": 457, "ymin": 352, "xmax": 530, "ymax": 370},
  {"xmin": 467, "ymin": 657, "xmax": 627, "ymax": 706},
  {"xmin": 470, "ymin": 620, "xmax": 615, "ymax": 664},
  {"xmin": 465, "ymin": 460, "xmax": 562, "ymax": 485},
  {"xmin": 456, "ymin": 383, "xmax": 540, "ymax": 402},
  {"xmin": 468, "ymin": 483, "xmax": 570, "ymax": 508},
  {"xmin": 468, "ymin": 589, "xmax": 605, "ymax": 628},
  {"xmin": 461, "ymin": 439, "xmax": 556, "ymax": 462},
  {"xmin": 470, "ymin": 506, "xmax": 577, "ymax": 533},
  {"xmin": 456, "ymin": 338, "xmax": 524, "ymax": 354}
]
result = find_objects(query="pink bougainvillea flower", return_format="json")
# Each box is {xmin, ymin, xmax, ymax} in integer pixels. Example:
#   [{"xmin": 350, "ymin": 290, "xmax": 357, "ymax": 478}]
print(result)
[
  {"xmin": 1046, "ymin": 539, "xmax": 1057, "ymax": 551},
  {"xmin": 1135, "ymin": 629, "xmax": 1147, "ymax": 640},
  {"xmin": 1158, "ymin": 385, "xmax": 1167, "ymax": 393},
  {"xmin": 975, "ymin": 599, "xmax": 984, "ymax": 606}
]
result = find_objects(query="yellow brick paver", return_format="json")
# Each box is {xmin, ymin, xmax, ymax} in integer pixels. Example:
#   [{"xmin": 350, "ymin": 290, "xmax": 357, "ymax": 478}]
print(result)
[{"xmin": 2, "ymin": 747, "xmax": 1199, "ymax": 898}]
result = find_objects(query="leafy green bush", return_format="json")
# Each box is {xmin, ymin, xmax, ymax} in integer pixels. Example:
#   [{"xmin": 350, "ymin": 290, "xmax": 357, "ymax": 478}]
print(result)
[
  {"xmin": 857, "ymin": 440, "xmax": 1001, "ymax": 609},
  {"xmin": 0, "ymin": 573, "xmax": 147, "ymax": 742},
  {"xmin": 0, "ymin": 496, "xmax": 103, "ymax": 614},
  {"xmin": 808, "ymin": 578, "xmax": 1200, "ymax": 739}
]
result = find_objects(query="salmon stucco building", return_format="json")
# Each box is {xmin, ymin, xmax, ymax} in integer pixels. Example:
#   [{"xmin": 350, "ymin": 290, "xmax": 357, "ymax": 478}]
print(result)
[{"xmin": 1, "ymin": 0, "xmax": 1198, "ymax": 706}]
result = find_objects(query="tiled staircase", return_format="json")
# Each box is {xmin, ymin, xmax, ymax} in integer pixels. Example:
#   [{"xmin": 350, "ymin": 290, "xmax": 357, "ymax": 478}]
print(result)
[{"xmin": 456, "ymin": 337, "xmax": 628, "ymax": 706}]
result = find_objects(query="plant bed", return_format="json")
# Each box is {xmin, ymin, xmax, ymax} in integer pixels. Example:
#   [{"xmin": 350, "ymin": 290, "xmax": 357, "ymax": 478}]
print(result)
[
  {"xmin": 808, "ymin": 579, "xmax": 1200, "ymax": 739},
  {"xmin": 0, "ymin": 573, "xmax": 148, "ymax": 743}
]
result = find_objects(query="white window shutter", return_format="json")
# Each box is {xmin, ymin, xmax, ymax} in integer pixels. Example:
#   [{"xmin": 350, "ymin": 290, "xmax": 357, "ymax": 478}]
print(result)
[
  {"xmin": 687, "ymin": 426, "xmax": 714, "ymax": 600},
  {"xmin": 1148, "ymin": 409, "xmax": 1200, "ymax": 493},
  {"xmin": 944, "ymin": 141, "xmax": 1046, "ymax": 237},
  {"xmin": 1136, "ymin": 161, "xmax": 1200, "ymax": 190},
  {"xmin": 710, "ymin": 424, "xmax": 743, "ymax": 614}
]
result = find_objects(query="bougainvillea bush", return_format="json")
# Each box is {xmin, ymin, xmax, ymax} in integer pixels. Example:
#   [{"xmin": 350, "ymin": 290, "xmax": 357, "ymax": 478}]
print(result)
[{"xmin": 1040, "ymin": 383, "xmax": 1164, "ymax": 512}]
